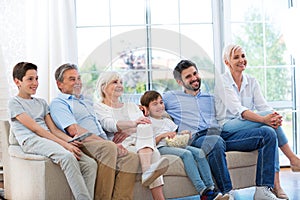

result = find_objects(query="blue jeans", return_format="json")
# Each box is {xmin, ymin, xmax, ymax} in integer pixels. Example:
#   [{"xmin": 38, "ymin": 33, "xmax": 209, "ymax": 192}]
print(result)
[
  {"xmin": 191, "ymin": 127, "xmax": 277, "ymax": 193},
  {"xmin": 223, "ymin": 110, "xmax": 288, "ymax": 172},
  {"xmin": 158, "ymin": 146, "xmax": 214, "ymax": 193}
]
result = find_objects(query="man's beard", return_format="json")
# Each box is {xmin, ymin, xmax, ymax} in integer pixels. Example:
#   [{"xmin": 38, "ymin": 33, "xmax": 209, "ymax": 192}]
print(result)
[{"xmin": 183, "ymin": 78, "xmax": 201, "ymax": 91}]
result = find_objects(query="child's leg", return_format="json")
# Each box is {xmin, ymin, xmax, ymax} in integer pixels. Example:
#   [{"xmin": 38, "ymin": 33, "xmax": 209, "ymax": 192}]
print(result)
[
  {"xmin": 147, "ymin": 148, "xmax": 166, "ymax": 188},
  {"xmin": 78, "ymin": 153, "xmax": 98, "ymax": 199},
  {"xmin": 138, "ymin": 147, "xmax": 168, "ymax": 187},
  {"xmin": 135, "ymin": 124, "xmax": 168, "ymax": 188},
  {"xmin": 150, "ymin": 185, "xmax": 165, "ymax": 200},
  {"xmin": 159, "ymin": 146, "xmax": 207, "ymax": 194},
  {"xmin": 22, "ymin": 136, "xmax": 95, "ymax": 200},
  {"xmin": 186, "ymin": 146, "xmax": 215, "ymax": 188},
  {"xmin": 138, "ymin": 147, "xmax": 153, "ymax": 172},
  {"xmin": 135, "ymin": 123, "xmax": 156, "ymax": 173}
]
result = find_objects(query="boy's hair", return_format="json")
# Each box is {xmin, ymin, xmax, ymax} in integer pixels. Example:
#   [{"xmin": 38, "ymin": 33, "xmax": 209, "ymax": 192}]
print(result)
[
  {"xmin": 140, "ymin": 90, "xmax": 162, "ymax": 107},
  {"xmin": 55, "ymin": 63, "xmax": 78, "ymax": 82},
  {"xmin": 173, "ymin": 60, "xmax": 198, "ymax": 81},
  {"xmin": 13, "ymin": 62, "xmax": 37, "ymax": 81}
]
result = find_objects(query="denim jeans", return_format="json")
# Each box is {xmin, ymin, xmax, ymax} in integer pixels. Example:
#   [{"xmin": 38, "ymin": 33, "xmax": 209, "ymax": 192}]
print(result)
[
  {"xmin": 223, "ymin": 110, "xmax": 288, "ymax": 172},
  {"xmin": 158, "ymin": 146, "xmax": 214, "ymax": 193},
  {"xmin": 221, "ymin": 126, "xmax": 277, "ymax": 188},
  {"xmin": 190, "ymin": 133, "xmax": 231, "ymax": 193},
  {"xmin": 190, "ymin": 127, "xmax": 277, "ymax": 193},
  {"xmin": 22, "ymin": 135, "xmax": 97, "ymax": 200}
]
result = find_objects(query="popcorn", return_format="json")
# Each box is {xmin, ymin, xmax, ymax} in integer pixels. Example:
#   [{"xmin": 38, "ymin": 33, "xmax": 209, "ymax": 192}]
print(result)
[{"xmin": 165, "ymin": 134, "xmax": 190, "ymax": 148}]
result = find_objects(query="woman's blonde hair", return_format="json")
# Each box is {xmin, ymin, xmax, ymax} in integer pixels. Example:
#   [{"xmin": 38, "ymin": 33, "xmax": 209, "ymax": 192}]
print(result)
[
  {"xmin": 96, "ymin": 71, "xmax": 122, "ymax": 100},
  {"xmin": 222, "ymin": 44, "xmax": 244, "ymax": 64}
]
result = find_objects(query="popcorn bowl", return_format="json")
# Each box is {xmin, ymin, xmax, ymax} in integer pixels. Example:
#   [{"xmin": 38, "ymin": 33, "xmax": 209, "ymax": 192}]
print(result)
[{"xmin": 165, "ymin": 134, "xmax": 190, "ymax": 148}]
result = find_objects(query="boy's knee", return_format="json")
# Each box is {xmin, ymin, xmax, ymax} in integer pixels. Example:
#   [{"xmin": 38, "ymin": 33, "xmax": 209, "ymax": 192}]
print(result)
[
  {"xmin": 90, "ymin": 158, "xmax": 98, "ymax": 170},
  {"xmin": 66, "ymin": 151, "xmax": 75, "ymax": 159},
  {"xmin": 183, "ymin": 149, "xmax": 193, "ymax": 157},
  {"xmin": 62, "ymin": 151, "xmax": 78, "ymax": 165}
]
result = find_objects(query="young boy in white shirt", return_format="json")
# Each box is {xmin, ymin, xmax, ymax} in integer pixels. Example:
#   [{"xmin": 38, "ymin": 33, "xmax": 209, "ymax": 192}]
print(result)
[{"xmin": 140, "ymin": 90, "xmax": 228, "ymax": 200}]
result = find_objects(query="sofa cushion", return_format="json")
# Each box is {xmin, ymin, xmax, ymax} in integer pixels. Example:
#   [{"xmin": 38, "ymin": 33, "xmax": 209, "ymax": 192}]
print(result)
[
  {"xmin": 162, "ymin": 154, "xmax": 186, "ymax": 176},
  {"xmin": 9, "ymin": 145, "xmax": 49, "ymax": 161},
  {"xmin": 9, "ymin": 129, "xmax": 19, "ymax": 145},
  {"xmin": 164, "ymin": 152, "xmax": 258, "ymax": 176},
  {"xmin": 135, "ymin": 151, "xmax": 258, "ymax": 182},
  {"xmin": 226, "ymin": 151, "xmax": 258, "ymax": 169}
]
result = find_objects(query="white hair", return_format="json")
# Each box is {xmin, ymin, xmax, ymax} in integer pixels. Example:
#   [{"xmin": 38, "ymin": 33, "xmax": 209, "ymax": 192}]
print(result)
[
  {"xmin": 96, "ymin": 71, "xmax": 122, "ymax": 100},
  {"xmin": 222, "ymin": 44, "xmax": 244, "ymax": 64}
]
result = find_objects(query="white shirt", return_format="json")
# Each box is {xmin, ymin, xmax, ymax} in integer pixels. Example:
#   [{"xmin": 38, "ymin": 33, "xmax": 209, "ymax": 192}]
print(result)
[
  {"xmin": 94, "ymin": 101, "xmax": 143, "ymax": 143},
  {"xmin": 150, "ymin": 116, "xmax": 178, "ymax": 148},
  {"xmin": 216, "ymin": 71, "xmax": 272, "ymax": 125}
]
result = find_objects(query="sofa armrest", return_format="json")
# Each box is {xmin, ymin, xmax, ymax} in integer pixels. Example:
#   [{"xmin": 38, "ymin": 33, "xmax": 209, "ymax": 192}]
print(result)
[{"xmin": 8, "ymin": 145, "xmax": 49, "ymax": 161}]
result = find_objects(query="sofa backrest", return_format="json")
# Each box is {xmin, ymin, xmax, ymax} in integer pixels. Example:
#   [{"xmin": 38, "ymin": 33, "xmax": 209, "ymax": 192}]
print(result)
[
  {"xmin": 0, "ymin": 120, "xmax": 10, "ymax": 158},
  {"xmin": 0, "ymin": 120, "xmax": 11, "ymax": 198}
]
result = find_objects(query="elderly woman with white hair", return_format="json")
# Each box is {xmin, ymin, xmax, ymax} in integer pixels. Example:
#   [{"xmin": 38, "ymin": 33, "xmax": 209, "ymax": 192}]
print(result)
[
  {"xmin": 94, "ymin": 71, "xmax": 169, "ymax": 200},
  {"xmin": 215, "ymin": 44, "xmax": 300, "ymax": 199}
]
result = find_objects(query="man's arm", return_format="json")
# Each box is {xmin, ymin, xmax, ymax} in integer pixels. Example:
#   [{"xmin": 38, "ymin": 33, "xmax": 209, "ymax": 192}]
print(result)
[
  {"xmin": 45, "ymin": 114, "xmax": 73, "ymax": 141},
  {"xmin": 44, "ymin": 114, "xmax": 83, "ymax": 159},
  {"xmin": 65, "ymin": 123, "xmax": 105, "ymax": 142}
]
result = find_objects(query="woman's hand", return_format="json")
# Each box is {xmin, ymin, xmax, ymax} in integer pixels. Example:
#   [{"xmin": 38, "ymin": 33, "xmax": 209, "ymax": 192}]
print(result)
[
  {"xmin": 263, "ymin": 112, "xmax": 282, "ymax": 129},
  {"xmin": 113, "ymin": 131, "xmax": 129, "ymax": 143},
  {"xmin": 135, "ymin": 116, "xmax": 151, "ymax": 125}
]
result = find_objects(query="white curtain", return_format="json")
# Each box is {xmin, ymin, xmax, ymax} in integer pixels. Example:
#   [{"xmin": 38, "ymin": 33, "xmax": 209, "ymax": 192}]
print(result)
[
  {"xmin": 0, "ymin": 47, "xmax": 10, "ymax": 121},
  {"xmin": 0, "ymin": 0, "xmax": 77, "ymax": 167},
  {"xmin": 25, "ymin": 0, "xmax": 78, "ymax": 101},
  {"xmin": 0, "ymin": 0, "xmax": 77, "ymax": 103}
]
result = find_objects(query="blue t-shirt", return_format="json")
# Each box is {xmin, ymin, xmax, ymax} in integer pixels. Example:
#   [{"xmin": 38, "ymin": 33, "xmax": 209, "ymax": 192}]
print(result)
[
  {"xmin": 50, "ymin": 93, "xmax": 107, "ymax": 139},
  {"xmin": 9, "ymin": 96, "xmax": 49, "ymax": 145}
]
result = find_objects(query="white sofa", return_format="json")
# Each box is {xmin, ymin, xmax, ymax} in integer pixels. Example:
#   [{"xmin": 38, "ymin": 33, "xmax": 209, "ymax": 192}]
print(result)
[{"xmin": 1, "ymin": 120, "xmax": 258, "ymax": 200}]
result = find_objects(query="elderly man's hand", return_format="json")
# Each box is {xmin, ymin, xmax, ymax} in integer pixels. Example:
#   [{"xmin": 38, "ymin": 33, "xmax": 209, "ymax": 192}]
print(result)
[{"xmin": 116, "ymin": 143, "xmax": 128, "ymax": 157}]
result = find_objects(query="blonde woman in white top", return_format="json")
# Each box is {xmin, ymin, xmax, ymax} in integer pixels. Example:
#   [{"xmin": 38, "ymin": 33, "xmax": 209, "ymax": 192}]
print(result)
[{"xmin": 215, "ymin": 44, "xmax": 300, "ymax": 199}]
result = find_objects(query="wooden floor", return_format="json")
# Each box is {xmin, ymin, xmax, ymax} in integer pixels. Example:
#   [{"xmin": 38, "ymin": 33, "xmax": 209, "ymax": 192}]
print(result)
[
  {"xmin": 234, "ymin": 167, "xmax": 300, "ymax": 200},
  {"xmin": 170, "ymin": 167, "xmax": 300, "ymax": 200}
]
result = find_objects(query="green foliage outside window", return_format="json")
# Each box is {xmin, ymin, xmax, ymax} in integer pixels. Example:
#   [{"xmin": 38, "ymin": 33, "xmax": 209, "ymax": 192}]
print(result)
[{"xmin": 233, "ymin": 7, "xmax": 290, "ymax": 101}]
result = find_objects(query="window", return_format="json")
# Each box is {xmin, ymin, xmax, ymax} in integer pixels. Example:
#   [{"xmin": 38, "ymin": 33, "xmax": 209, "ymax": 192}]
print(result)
[
  {"xmin": 75, "ymin": 0, "xmax": 217, "ymax": 103},
  {"xmin": 224, "ymin": 0, "xmax": 298, "ymax": 160},
  {"xmin": 75, "ymin": 0, "xmax": 299, "ymax": 157}
]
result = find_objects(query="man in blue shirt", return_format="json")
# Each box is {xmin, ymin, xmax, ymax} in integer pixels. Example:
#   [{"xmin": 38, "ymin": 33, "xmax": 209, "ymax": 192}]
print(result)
[
  {"xmin": 50, "ymin": 63, "xmax": 139, "ymax": 200},
  {"xmin": 163, "ymin": 60, "xmax": 279, "ymax": 200}
]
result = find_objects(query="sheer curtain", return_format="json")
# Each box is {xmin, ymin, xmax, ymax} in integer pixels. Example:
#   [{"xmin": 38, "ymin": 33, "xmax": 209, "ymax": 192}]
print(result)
[
  {"xmin": 0, "ymin": 0, "xmax": 77, "ymax": 171},
  {"xmin": 0, "ymin": 0, "xmax": 77, "ymax": 103},
  {"xmin": 25, "ymin": 0, "xmax": 78, "ymax": 101},
  {"xmin": 0, "ymin": 47, "xmax": 10, "ymax": 121}
]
